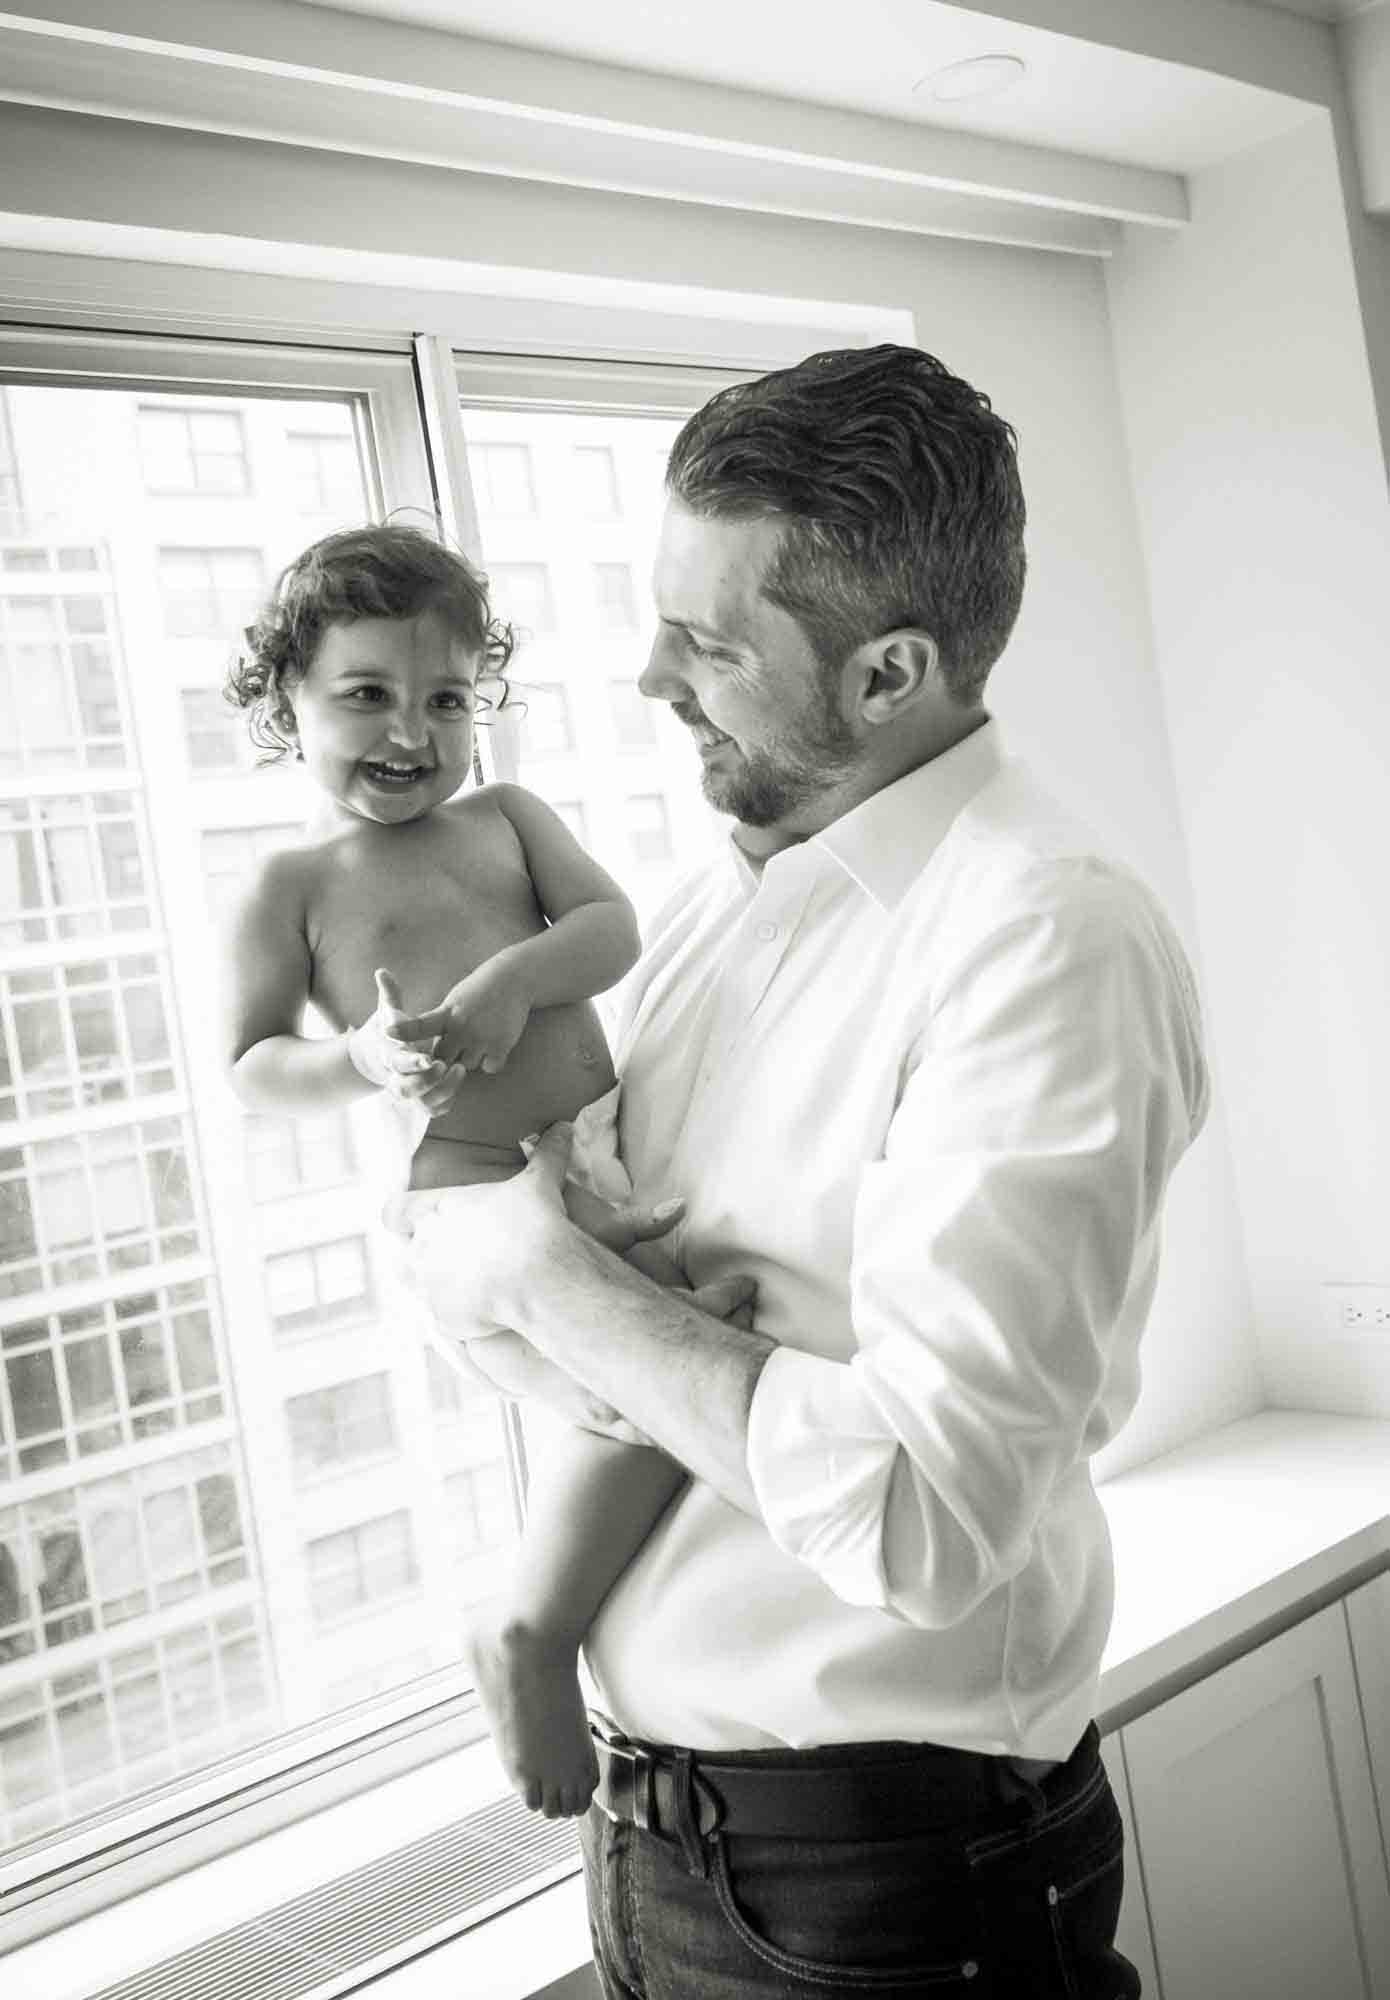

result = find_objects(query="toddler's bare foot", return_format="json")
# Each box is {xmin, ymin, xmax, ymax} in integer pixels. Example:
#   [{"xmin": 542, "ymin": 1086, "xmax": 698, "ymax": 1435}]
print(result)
[{"xmin": 466, "ymin": 1607, "xmax": 598, "ymax": 1818}]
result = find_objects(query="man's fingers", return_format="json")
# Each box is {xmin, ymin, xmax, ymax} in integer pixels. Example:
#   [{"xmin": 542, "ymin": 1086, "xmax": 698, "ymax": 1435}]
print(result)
[
  {"xmin": 620, "ymin": 1196, "xmax": 685, "ymax": 1245},
  {"xmin": 522, "ymin": 1121, "xmax": 576, "ymax": 1189},
  {"xmin": 687, "ymin": 1276, "xmax": 758, "ymax": 1325}
]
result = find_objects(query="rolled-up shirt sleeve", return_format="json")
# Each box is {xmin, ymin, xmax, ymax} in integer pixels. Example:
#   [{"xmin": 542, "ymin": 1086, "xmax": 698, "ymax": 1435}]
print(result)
[{"xmin": 746, "ymin": 861, "xmax": 1207, "ymax": 1627}]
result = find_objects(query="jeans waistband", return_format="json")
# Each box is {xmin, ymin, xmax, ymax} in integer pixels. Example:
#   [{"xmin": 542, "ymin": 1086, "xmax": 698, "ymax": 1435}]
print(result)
[{"xmin": 591, "ymin": 1723, "xmax": 1094, "ymax": 1847}]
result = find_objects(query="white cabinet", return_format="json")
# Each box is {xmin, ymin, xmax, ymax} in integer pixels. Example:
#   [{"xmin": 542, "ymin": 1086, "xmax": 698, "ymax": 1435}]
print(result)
[
  {"xmin": 1102, "ymin": 1735, "xmax": 1162, "ymax": 1996},
  {"xmin": 1119, "ymin": 1602, "xmax": 1390, "ymax": 2000},
  {"xmin": 1346, "ymin": 1570, "xmax": 1390, "ymax": 1896}
]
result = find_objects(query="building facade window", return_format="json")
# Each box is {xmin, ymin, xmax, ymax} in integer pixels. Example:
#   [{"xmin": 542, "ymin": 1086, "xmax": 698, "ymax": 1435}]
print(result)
[
  {"xmin": 0, "ymin": 389, "xmax": 21, "ymax": 523},
  {"xmin": 471, "ymin": 441, "xmax": 536, "ymax": 517},
  {"xmin": 157, "ymin": 548, "xmax": 264, "ymax": 642},
  {"xmin": 443, "ymin": 1462, "xmax": 515, "ymax": 1562},
  {"xmin": 137, "ymin": 407, "xmax": 250, "ymax": 496},
  {"xmin": 264, "ymin": 1236, "xmax": 373, "ymax": 1338},
  {"xmin": 0, "ymin": 789, "xmax": 154, "ymax": 950},
  {"xmin": 593, "ymin": 562, "xmax": 638, "ymax": 633},
  {"xmin": 0, "ymin": 952, "xmax": 174, "ymax": 1124},
  {"xmin": 606, "ymin": 678, "xmax": 657, "ymax": 750},
  {"xmin": 571, "ymin": 444, "xmax": 620, "ymax": 519},
  {"xmin": 179, "ymin": 688, "xmax": 254, "ymax": 775},
  {"xmin": 487, "ymin": 561, "xmax": 555, "ymax": 636},
  {"xmin": 284, "ymin": 430, "xmax": 362, "ymax": 517},
  {"xmin": 624, "ymin": 792, "xmax": 675, "ymax": 867},
  {"xmin": 286, "ymin": 1373, "xmax": 396, "ymax": 1480},
  {"xmin": 0, "ymin": 563, "xmax": 128, "ymax": 777},
  {"xmin": 242, "ymin": 1110, "xmax": 355, "ymax": 1203},
  {"xmin": 305, "ymin": 1510, "xmax": 418, "ymax": 1627},
  {"xmin": 0, "ymin": 1115, "xmax": 200, "ymax": 1302},
  {"xmin": 517, "ymin": 681, "xmax": 574, "ymax": 760}
]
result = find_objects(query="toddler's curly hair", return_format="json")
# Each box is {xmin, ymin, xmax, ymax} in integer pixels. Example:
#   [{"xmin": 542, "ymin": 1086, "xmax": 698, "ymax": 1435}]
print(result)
[{"xmin": 224, "ymin": 522, "xmax": 515, "ymax": 760}]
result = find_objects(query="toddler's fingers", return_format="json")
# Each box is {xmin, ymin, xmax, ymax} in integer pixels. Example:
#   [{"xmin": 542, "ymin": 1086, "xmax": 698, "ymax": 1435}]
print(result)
[
  {"xmin": 391, "ymin": 1006, "xmax": 449, "ymax": 1043},
  {"xmin": 375, "ymin": 967, "xmax": 407, "ymax": 1019}
]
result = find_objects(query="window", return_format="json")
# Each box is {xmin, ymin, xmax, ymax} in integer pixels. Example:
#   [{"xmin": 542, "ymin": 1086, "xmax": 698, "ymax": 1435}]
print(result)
[
  {"xmin": 179, "ymin": 688, "xmax": 254, "ymax": 774},
  {"xmin": 264, "ymin": 1236, "xmax": 372, "ymax": 1337},
  {"xmin": 517, "ymin": 680, "xmax": 574, "ymax": 759},
  {"xmin": 624, "ymin": 793, "xmax": 675, "ymax": 867},
  {"xmin": 0, "ymin": 790, "xmax": 153, "ymax": 949},
  {"xmin": 571, "ymin": 444, "xmax": 619, "ymax": 518},
  {"xmin": 0, "ymin": 953, "xmax": 174, "ymax": 1123},
  {"xmin": 594, "ymin": 562, "xmax": 638, "ymax": 633},
  {"xmin": 443, "ymin": 1463, "xmax": 515, "ymax": 1562},
  {"xmin": 305, "ymin": 1510, "xmax": 418, "ymax": 1627},
  {"xmin": 242, "ymin": 1112, "xmax": 355, "ymax": 1202},
  {"xmin": 157, "ymin": 548, "xmax": 264, "ymax": 641},
  {"xmin": 287, "ymin": 1374, "xmax": 396, "ymax": 1480},
  {"xmin": 471, "ymin": 441, "xmax": 536, "ymax": 516},
  {"xmin": 0, "ymin": 389, "xmax": 21, "ymax": 523},
  {"xmin": 487, "ymin": 561, "xmax": 555, "ymax": 635},
  {"xmin": 0, "ymin": 561, "xmax": 128, "ymax": 777},
  {"xmin": 284, "ymin": 429, "xmax": 363, "ymax": 517},
  {"xmin": 137, "ymin": 406, "xmax": 249, "ymax": 496},
  {"xmin": 0, "ymin": 1115, "xmax": 200, "ymax": 1302},
  {"xmin": 607, "ymin": 678, "xmax": 657, "ymax": 750},
  {"xmin": 200, "ymin": 824, "xmax": 303, "ymax": 923}
]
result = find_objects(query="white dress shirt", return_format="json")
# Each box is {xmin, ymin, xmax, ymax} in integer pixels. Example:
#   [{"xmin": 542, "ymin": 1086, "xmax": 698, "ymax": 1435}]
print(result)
[{"xmin": 582, "ymin": 719, "xmax": 1209, "ymax": 1761}]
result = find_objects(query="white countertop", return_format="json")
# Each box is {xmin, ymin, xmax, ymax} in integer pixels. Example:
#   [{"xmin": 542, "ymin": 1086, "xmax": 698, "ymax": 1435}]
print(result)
[{"xmin": 1097, "ymin": 1407, "xmax": 1390, "ymax": 1728}]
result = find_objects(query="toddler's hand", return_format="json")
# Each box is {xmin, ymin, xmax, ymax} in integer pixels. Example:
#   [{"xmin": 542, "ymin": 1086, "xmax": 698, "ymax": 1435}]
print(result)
[
  {"xmin": 393, "ymin": 960, "xmax": 533, "ymax": 1078},
  {"xmin": 347, "ymin": 968, "xmax": 449, "ymax": 1103}
]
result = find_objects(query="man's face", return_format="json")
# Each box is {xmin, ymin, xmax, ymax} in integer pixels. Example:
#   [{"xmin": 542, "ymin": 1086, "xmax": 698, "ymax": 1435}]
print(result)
[{"xmin": 641, "ymin": 503, "xmax": 858, "ymax": 838}]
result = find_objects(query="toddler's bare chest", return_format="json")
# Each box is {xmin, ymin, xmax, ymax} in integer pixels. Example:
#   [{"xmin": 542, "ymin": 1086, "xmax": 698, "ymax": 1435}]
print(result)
[{"xmin": 307, "ymin": 841, "xmax": 541, "ymax": 1027}]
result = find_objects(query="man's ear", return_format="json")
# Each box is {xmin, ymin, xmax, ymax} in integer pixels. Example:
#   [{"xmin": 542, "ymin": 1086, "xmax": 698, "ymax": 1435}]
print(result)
[{"xmin": 843, "ymin": 631, "xmax": 939, "ymax": 726}]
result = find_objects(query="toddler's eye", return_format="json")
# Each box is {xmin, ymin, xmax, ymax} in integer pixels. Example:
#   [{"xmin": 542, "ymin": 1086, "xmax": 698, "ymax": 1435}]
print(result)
[
  {"xmin": 345, "ymin": 685, "xmax": 386, "ymax": 703},
  {"xmin": 432, "ymin": 689, "xmax": 475, "ymax": 713}
]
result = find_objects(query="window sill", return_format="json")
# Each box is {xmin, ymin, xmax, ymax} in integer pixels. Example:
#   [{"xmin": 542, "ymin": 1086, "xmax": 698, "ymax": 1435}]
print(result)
[{"xmin": 2, "ymin": 1730, "xmax": 594, "ymax": 2000}]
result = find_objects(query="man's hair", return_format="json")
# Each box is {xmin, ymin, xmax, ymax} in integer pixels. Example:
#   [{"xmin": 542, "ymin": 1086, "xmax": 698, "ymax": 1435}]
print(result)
[
  {"xmin": 225, "ymin": 521, "xmax": 514, "ymax": 760},
  {"xmin": 666, "ymin": 344, "xmax": 1026, "ymax": 704}
]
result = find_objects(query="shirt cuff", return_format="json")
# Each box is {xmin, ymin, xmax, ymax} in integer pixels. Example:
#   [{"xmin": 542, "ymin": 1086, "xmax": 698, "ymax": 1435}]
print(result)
[{"xmin": 746, "ymin": 1344, "xmax": 900, "ymax": 1611}]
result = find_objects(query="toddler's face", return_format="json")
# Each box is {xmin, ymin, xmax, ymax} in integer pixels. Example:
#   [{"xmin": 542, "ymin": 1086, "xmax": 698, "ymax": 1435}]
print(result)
[{"xmin": 287, "ymin": 610, "xmax": 481, "ymax": 825}]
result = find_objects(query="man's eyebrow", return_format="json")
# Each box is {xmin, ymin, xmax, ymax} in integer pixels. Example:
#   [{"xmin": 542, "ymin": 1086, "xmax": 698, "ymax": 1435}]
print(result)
[{"xmin": 661, "ymin": 615, "xmax": 740, "ymax": 648}]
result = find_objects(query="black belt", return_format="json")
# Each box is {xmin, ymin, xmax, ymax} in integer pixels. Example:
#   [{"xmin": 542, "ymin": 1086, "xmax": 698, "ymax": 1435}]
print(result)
[{"xmin": 591, "ymin": 1728, "xmax": 1075, "ymax": 1843}]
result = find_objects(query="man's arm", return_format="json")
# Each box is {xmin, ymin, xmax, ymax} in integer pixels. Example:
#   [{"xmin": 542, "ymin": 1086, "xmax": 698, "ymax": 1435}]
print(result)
[{"xmin": 407, "ymin": 1140, "xmax": 774, "ymax": 1512}]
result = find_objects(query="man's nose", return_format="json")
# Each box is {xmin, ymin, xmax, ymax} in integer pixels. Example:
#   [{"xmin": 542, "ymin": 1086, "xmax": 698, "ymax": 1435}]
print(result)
[{"xmin": 639, "ymin": 628, "xmax": 686, "ymax": 703}]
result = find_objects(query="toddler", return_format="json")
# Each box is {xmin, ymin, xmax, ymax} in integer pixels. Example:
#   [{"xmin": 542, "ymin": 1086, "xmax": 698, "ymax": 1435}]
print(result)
[{"xmin": 222, "ymin": 523, "xmax": 688, "ymax": 1815}]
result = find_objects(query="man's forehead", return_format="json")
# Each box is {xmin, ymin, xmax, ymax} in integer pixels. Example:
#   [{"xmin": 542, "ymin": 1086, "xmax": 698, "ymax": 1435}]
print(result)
[{"xmin": 654, "ymin": 504, "xmax": 785, "ymax": 624}]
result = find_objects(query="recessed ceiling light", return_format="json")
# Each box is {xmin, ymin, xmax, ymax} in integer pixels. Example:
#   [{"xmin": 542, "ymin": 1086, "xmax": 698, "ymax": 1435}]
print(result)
[{"xmin": 914, "ymin": 54, "xmax": 1028, "ymax": 104}]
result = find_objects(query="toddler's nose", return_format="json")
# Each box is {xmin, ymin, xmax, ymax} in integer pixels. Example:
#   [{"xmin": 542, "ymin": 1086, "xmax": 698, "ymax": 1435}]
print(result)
[{"xmin": 391, "ymin": 708, "xmax": 431, "ymax": 750}]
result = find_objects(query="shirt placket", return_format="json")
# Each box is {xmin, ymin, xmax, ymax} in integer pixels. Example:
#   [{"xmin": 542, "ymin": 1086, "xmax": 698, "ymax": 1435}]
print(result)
[{"xmin": 685, "ymin": 856, "xmax": 820, "ymax": 1125}]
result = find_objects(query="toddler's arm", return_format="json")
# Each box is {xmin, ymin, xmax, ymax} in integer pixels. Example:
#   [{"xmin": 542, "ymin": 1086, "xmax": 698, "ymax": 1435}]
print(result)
[
  {"xmin": 392, "ymin": 786, "xmax": 640, "ymax": 1076},
  {"xmin": 222, "ymin": 852, "xmax": 449, "ymax": 1115}
]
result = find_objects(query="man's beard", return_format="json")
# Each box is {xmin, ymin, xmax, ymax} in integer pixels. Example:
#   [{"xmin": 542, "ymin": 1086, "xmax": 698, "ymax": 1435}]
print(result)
[{"xmin": 674, "ymin": 692, "xmax": 858, "ymax": 829}]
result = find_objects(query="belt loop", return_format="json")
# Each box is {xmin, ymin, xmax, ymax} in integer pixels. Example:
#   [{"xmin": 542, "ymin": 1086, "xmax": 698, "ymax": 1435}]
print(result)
[{"xmin": 670, "ymin": 1749, "xmax": 710, "ymax": 1878}]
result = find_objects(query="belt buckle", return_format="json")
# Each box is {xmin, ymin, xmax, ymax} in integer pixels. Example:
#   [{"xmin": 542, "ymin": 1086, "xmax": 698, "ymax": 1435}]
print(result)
[{"xmin": 605, "ymin": 1737, "xmax": 658, "ymax": 1833}]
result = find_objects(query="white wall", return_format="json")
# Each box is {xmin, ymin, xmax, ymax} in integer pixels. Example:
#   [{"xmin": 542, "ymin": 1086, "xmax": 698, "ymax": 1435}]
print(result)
[
  {"xmin": 0, "ymin": 102, "xmax": 1263, "ymax": 1470},
  {"xmin": 1107, "ymin": 111, "xmax": 1390, "ymax": 1420}
]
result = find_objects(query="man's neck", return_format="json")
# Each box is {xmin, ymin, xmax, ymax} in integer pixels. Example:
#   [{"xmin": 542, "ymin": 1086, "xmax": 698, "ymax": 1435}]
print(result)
[{"xmin": 732, "ymin": 707, "xmax": 990, "ymax": 868}]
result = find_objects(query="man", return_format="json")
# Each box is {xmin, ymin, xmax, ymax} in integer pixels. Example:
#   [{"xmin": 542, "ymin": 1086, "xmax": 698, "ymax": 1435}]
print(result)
[{"xmin": 407, "ymin": 344, "xmax": 1208, "ymax": 1996}]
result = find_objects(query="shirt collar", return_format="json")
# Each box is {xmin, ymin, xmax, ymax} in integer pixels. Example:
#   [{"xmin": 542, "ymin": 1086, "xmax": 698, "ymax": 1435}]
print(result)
[
  {"xmin": 725, "ymin": 717, "xmax": 1006, "ymax": 911},
  {"xmin": 813, "ymin": 716, "xmax": 1007, "ymax": 911}
]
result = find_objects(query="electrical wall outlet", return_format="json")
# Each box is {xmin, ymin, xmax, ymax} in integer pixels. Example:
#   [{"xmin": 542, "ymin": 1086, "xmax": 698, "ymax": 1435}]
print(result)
[{"xmin": 1323, "ymin": 1284, "xmax": 1390, "ymax": 1335}]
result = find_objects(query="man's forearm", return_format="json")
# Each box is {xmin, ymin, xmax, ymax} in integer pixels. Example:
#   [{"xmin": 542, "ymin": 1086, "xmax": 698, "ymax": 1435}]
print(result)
[{"xmin": 509, "ymin": 1225, "xmax": 774, "ymax": 1514}]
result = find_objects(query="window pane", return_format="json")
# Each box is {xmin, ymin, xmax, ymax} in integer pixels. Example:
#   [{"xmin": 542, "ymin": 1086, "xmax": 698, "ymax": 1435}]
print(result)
[
  {"xmin": 460, "ymin": 403, "xmax": 721, "ymax": 924},
  {"xmin": 2, "ymin": 372, "xmax": 530, "ymax": 1860}
]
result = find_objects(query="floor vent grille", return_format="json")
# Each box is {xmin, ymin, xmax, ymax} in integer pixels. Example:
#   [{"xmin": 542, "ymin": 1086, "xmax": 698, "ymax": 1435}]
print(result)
[{"xmin": 89, "ymin": 1795, "xmax": 581, "ymax": 2000}]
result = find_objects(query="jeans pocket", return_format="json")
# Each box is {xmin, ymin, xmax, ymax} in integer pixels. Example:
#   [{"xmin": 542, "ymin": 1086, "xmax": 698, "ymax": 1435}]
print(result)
[
  {"xmin": 966, "ymin": 1764, "xmax": 1142, "ymax": 2000},
  {"xmin": 709, "ymin": 1831, "xmax": 986, "ymax": 1993}
]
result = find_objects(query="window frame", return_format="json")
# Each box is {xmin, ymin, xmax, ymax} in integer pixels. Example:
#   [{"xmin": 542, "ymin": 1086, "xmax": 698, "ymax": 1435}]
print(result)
[{"xmin": 0, "ymin": 327, "xmax": 759, "ymax": 1956}]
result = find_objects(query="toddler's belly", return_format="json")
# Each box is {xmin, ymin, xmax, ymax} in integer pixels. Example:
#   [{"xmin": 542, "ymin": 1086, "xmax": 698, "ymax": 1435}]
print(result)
[{"xmin": 410, "ymin": 997, "xmax": 615, "ymax": 1189}]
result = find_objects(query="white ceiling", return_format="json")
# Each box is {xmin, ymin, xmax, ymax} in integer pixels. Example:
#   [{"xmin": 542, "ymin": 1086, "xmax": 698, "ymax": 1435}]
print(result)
[{"xmin": 295, "ymin": 0, "xmax": 1340, "ymax": 175}]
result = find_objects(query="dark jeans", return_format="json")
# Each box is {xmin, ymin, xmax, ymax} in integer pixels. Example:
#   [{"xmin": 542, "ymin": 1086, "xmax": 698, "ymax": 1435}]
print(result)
[{"xmin": 579, "ymin": 1722, "xmax": 1141, "ymax": 1999}]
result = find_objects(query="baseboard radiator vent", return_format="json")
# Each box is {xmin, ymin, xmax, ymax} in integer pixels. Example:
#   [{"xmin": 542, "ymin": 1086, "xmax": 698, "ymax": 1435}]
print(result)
[{"xmin": 89, "ymin": 1794, "xmax": 582, "ymax": 2000}]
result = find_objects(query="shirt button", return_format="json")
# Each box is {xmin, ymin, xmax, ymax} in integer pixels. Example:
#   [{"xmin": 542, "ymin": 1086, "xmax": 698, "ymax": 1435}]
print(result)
[{"xmin": 754, "ymin": 921, "xmax": 778, "ymax": 942}]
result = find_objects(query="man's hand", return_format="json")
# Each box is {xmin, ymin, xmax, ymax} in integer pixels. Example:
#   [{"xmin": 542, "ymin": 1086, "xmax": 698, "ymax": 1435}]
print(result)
[{"xmin": 392, "ymin": 959, "xmax": 533, "ymax": 1078}]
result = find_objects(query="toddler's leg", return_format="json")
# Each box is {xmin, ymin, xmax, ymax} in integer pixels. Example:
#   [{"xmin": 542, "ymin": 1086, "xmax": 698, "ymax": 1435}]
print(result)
[{"xmin": 468, "ymin": 1425, "xmax": 685, "ymax": 1818}]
